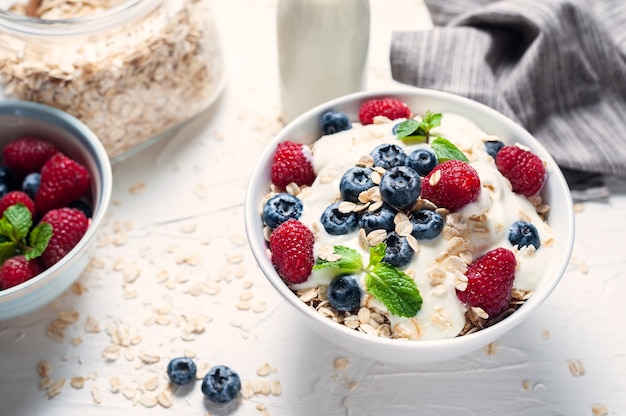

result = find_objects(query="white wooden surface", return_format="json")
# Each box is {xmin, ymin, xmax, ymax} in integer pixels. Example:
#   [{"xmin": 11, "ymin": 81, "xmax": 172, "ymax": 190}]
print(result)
[{"xmin": 1, "ymin": 1, "xmax": 625, "ymax": 415}]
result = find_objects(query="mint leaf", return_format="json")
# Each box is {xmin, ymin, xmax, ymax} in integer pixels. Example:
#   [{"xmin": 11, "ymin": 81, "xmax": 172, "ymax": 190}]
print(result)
[
  {"xmin": 4, "ymin": 204, "xmax": 32, "ymax": 242},
  {"xmin": 421, "ymin": 110, "xmax": 442, "ymax": 133},
  {"xmin": 0, "ymin": 241, "xmax": 16, "ymax": 264},
  {"xmin": 313, "ymin": 245, "xmax": 363, "ymax": 275},
  {"xmin": 26, "ymin": 223, "xmax": 52, "ymax": 261},
  {"xmin": 367, "ymin": 243, "xmax": 386, "ymax": 267},
  {"xmin": 364, "ymin": 262, "xmax": 423, "ymax": 318},
  {"xmin": 431, "ymin": 137, "xmax": 469, "ymax": 163},
  {"xmin": 396, "ymin": 111, "xmax": 442, "ymax": 144}
]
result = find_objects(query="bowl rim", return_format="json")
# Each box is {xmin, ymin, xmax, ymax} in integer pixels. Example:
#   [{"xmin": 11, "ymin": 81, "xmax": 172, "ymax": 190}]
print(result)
[
  {"xmin": 0, "ymin": 100, "xmax": 112, "ymax": 302},
  {"xmin": 244, "ymin": 87, "xmax": 575, "ymax": 353}
]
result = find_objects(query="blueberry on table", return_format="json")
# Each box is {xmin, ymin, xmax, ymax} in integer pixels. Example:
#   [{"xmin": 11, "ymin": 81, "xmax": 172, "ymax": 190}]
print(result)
[
  {"xmin": 340, "ymin": 166, "xmax": 374, "ymax": 203},
  {"xmin": 327, "ymin": 275, "xmax": 362, "ymax": 312},
  {"xmin": 370, "ymin": 143, "xmax": 407, "ymax": 169},
  {"xmin": 383, "ymin": 232, "xmax": 414, "ymax": 268},
  {"xmin": 320, "ymin": 111, "xmax": 352, "ymax": 135},
  {"xmin": 406, "ymin": 148, "xmax": 438, "ymax": 176},
  {"xmin": 166, "ymin": 357, "xmax": 197, "ymax": 385},
  {"xmin": 379, "ymin": 166, "xmax": 422, "ymax": 209},
  {"xmin": 320, "ymin": 202, "xmax": 359, "ymax": 235},
  {"xmin": 508, "ymin": 220, "xmax": 541, "ymax": 249},
  {"xmin": 201, "ymin": 365, "xmax": 241, "ymax": 403},
  {"xmin": 359, "ymin": 204, "xmax": 397, "ymax": 234},
  {"xmin": 411, "ymin": 209, "xmax": 443, "ymax": 240},
  {"xmin": 262, "ymin": 192, "xmax": 303, "ymax": 229},
  {"xmin": 485, "ymin": 140, "xmax": 505, "ymax": 160}
]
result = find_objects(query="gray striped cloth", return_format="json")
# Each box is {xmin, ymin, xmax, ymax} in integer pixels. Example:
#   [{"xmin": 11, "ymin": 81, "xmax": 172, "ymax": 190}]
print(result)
[{"xmin": 390, "ymin": 0, "xmax": 626, "ymax": 198}]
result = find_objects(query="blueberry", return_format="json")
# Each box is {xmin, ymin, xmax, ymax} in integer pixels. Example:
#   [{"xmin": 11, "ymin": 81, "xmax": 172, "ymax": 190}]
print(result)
[
  {"xmin": 263, "ymin": 193, "xmax": 303, "ymax": 229},
  {"xmin": 379, "ymin": 166, "xmax": 422, "ymax": 209},
  {"xmin": 320, "ymin": 202, "xmax": 359, "ymax": 235},
  {"xmin": 406, "ymin": 148, "xmax": 438, "ymax": 176},
  {"xmin": 320, "ymin": 111, "xmax": 352, "ymax": 135},
  {"xmin": 339, "ymin": 166, "xmax": 374, "ymax": 203},
  {"xmin": 359, "ymin": 204, "xmax": 397, "ymax": 234},
  {"xmin": 370, "ymin": 143, "xmax": 407, "ymax": 169},
  {"xmin": 508, "ymin": 221, "xmax": 541, "ymax": 249},
  {"xmin": 485, "ymin": 140, "xmax": 505, "ymax": 159},
  {"xmin": 327, "ymin": 275, "xmax": 362, "ymax": 312},
  {"xmin": 383, "ymin": 232, "xmax": 414, "ymax": 268},
  {"xmin": 166, "ymin": 357, "xmax": 197, "ymax": 385},
  {"xmin": 21, "ymin": 172, "xmax": 41, "ymax": 199},
  {"xmin": 0, "ymin": 166, "xmax": 17, "ymax": 190},
  {"xmin": 0, "ymin": 183, "xmax": 9, "ymax": 198},
  {"xmin": 201, "ymin": 365, "xmax": 241, "ymax": 403},
  {"xmin": 411, "ymin": 209, "xmax": 444, "ymax": 240}
]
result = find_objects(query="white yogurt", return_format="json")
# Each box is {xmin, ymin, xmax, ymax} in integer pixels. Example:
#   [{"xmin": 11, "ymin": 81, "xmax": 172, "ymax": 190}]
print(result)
[{"xmin": 292, "ymin": 113, "xmax": 554, "ymax": 340}]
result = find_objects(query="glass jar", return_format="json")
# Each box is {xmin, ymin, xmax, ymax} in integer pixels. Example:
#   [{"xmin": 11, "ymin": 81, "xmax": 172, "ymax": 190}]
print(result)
[{"xmin": 0, "ymin": 0, "xmax": 224, "ymax": 161}]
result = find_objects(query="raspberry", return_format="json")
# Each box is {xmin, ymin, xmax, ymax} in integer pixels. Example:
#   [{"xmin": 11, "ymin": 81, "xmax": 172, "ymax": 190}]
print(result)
[
  {"xmin": 0, "ymin": 255, "xmax": 43, "ymax": 290},
  {"xmin": 269, "ymin": 219, "xmax": 314, "ymax": 284},
  {"xmin": 421, "ymin": 160, "xmax": 481, "ymax": 211},
  {"xmin": 35, "ymin": 153, "xmax": 91, "ymax": 215},
  {"xmin": 456, "ymin": 247, "xmax": 517, "ymax": 317},
  {"xmin": 0, "ymin": 191, "xmax": 36, "ymax": 219},
  {"xmin": 39, "ymin": 208, "xmax": 90, "ymax": 269},
  {"xmin": 270, "ymin": 141, "xmax": 316, "ymax": 189},
  {"xmin": 358, "ymin": 98, "xmax": 411, "ymax": 125},
  {"xmin": 2, "ymin": 136, "xmax": 59, "ymax": 177},
  {"xmin": 496, "ymin": 145, "xmax": 546, "ymax": 197}
]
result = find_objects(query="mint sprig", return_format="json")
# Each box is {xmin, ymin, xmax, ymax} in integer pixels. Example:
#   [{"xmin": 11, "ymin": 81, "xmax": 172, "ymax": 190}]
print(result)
[
  {"xmin": 314, "ymin": 243, "xmax": 423, "ymax": 318},
  {"xmin": 395, "ymin": 110, "xmax": 442, "ymax": 144},
  {"xmin": 0, "ymin": 204, "xmax": 52, "ymax": 263},
  {"xmin": 431, "ymin": 136, "xmax": 469, "ymax": 163}
]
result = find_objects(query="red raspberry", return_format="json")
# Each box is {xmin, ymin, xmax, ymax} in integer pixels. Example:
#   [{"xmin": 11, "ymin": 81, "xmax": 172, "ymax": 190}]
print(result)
[
  {"xmin": 358, "ymin": 98, "xmax": 411, "ymax": 125},
  {"xmin": 270, "ymin": 141, "xmax": 316, "ymax": 189},
  {"xmin": 421, "ymin": 160, "xmax": 481, "ymax": 212},
  {"xmin": 457, "ymin": 248, "xmax": 517, "ymax": 317},
  {"xmin": 496, "ymin": 145, "xmax": 546, "ymax": 197},
  {"xmin": 2, "ymin": 136, "xmax": 59, "ymax": 177},
  {"xmin": 0, "ymin": 191, "xmax": 36, "ymax": 219},
  {"xmin": 269, "ymin": 219, "xmax": 315, "ymax": 284},
  {"xmin": 35, "ymin": 153, "xmax": 90, "ymax": 215},
  {"xmin": 0, "ymin": 255, "xmax": 43, "ymax": 290},
  {"xmin": 39, "ymin": 208, "xmax": 89, "ymax": 269}
]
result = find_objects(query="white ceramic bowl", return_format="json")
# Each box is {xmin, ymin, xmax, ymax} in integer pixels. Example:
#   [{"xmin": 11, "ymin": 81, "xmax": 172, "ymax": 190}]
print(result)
[
  {"xmin": 0, "ymin": 100, "xmax": 112, "ymax": 320},
  {"xmin": 244, "ymin": 89, "xmax": 575, "ymax": 364}
]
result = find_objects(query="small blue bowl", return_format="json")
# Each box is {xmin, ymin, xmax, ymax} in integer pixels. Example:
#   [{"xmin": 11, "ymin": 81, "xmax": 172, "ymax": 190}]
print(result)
[{"xmin": 0, "ymin": 100, "xmax": 112, "ymax": 320}]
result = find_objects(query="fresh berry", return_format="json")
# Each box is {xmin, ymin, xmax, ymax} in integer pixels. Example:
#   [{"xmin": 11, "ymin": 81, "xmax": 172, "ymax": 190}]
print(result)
[
  {"xmin": 262, "ymin": 193, "xmax": 303, "ymax": 229},
  {"xmin": 411, "ymin": 209, "xmax": 443, "ymax": 240},
  {"xmin": 383, "ymin": 232, "xmax": 414, "ymax": 268},
  {"xmin": 320, "ymin": 202, "xmax": 359, "ymax": 235},
  {"xmin": 370, "ymin": 143, "xmax": 407, "ymax": 169},
  {"xmin": 421, "ymin": 160, "xmax": 481, "ymax": 212},
  {"xmin": 508, "ymin": 221, "xmax": 541, "ymax": 249},
  {"xmin": 70, "ymin": 198, "xmax": 93, "ymax": 218},
  {"xmin": 339, "ymin": 166, "xmax": 374, "ymax": 203},
  {"xmin": 22, "ymin": 172, "xmax": 41, "ymax": 200},
  {"xmin": 201, "ymin": 365, "xmax": 241, "ymax": 403},
  {"xmin": 406, "ymin": 148, "xmax": 438, "ymax": 176},
  {"xmin": 327, "ymin": 275, "xmax": 362, "ymax": 312},
  {"xmin": 270, "ymin": 141, "xmax": 316, "ymax": 189},
  {"xmin": 484, "ymin": 140, "xmax": 505, "ymax": 160},
  {"xmin": 269, "ymin": 219, "xmax": 314, "ymax": 284},
  {"xmin": 0, "ymin": 191, "xmax": 36, "ymax": 219},
  {"xmin": 320, "ymin": 111, "xmax": 352, "ymax": 135},
  {"xmin": 2, "ymin": 136, "xmax": 59, "ymax": 177},
  {"xmin": 39, "ymin": 207, "xmax": 89, "ymax": 269},
  {"xmin": 359, "ymin": 204, "xmax": 396, "ymax": 234},
  {"xmin": 35, "ymin": 153, "xmax": 90, "ymax": 215},
  {"xmin": 358, "ymin": 98, "xmax": 411, "ymax": 125},
  {"xmin": 496, "ymin": 145, "xmax": 546, "ymax": 197},
  {"xmin": 379, "ymin": 166, "xmax": 422, "ymax": 209},
  {"xmin": 0, "ymin": 183, "xmax": 9, "ymax": 199},
  {"xmin": 456, "ymin": 247, "xmax": 517, "ymax": 317},
  {"xmin": 0, "ymin": 166, "xmax": 18, "ymax": 191},
  {"xmin": 167, "ymin": 357, "xmax": 197, "ymax": 385},
  {"xmin": 0, "ymin": 255, "xmax": 43, "ymax": 290}
]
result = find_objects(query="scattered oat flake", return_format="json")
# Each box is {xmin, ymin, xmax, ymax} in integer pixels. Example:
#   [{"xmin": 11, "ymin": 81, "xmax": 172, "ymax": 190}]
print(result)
[
  {"xmin": 129, "ymin": 182, "xmax": 147, "ymax": 194},
  {"xmin": 484, "ymin": 341, "xmax": 498, "ymax": 356},
  {"xmin": 334, "ymin": 356, "xmax": 350, "ymax": 370},
  {"xmin": 568, "ymin": 358, "xmax": 586, "ymax": 377},
  {"xmin": 70, "ymin": 377, "xmax": 85, "ymax": 389},
  {"xmin": 592, "ymin": 403, "xmax": 608, "ymax": 416},
  {"xmin": 257, "ymin": 363, "xmax": 272, "ymax": 377},
  {"xmin": 46, "ymin": 378, "xmax": 66, "ymax": 399}
]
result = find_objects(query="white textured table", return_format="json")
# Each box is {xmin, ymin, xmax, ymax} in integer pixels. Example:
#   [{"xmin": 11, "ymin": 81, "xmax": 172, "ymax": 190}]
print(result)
[{"xmin": 1, "ymin": 1, "xmax": 625, "ymax": 415}]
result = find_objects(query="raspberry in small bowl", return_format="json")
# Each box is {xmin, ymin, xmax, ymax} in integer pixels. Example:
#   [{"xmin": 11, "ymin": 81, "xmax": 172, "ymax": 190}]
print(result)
[
  {"xmin": 0, "ymin": 101, "xmax": 112, "ymax": 320},
  {"xmin": 244, "ymin": 89, "xmax": 575, "ymax": 365}
]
